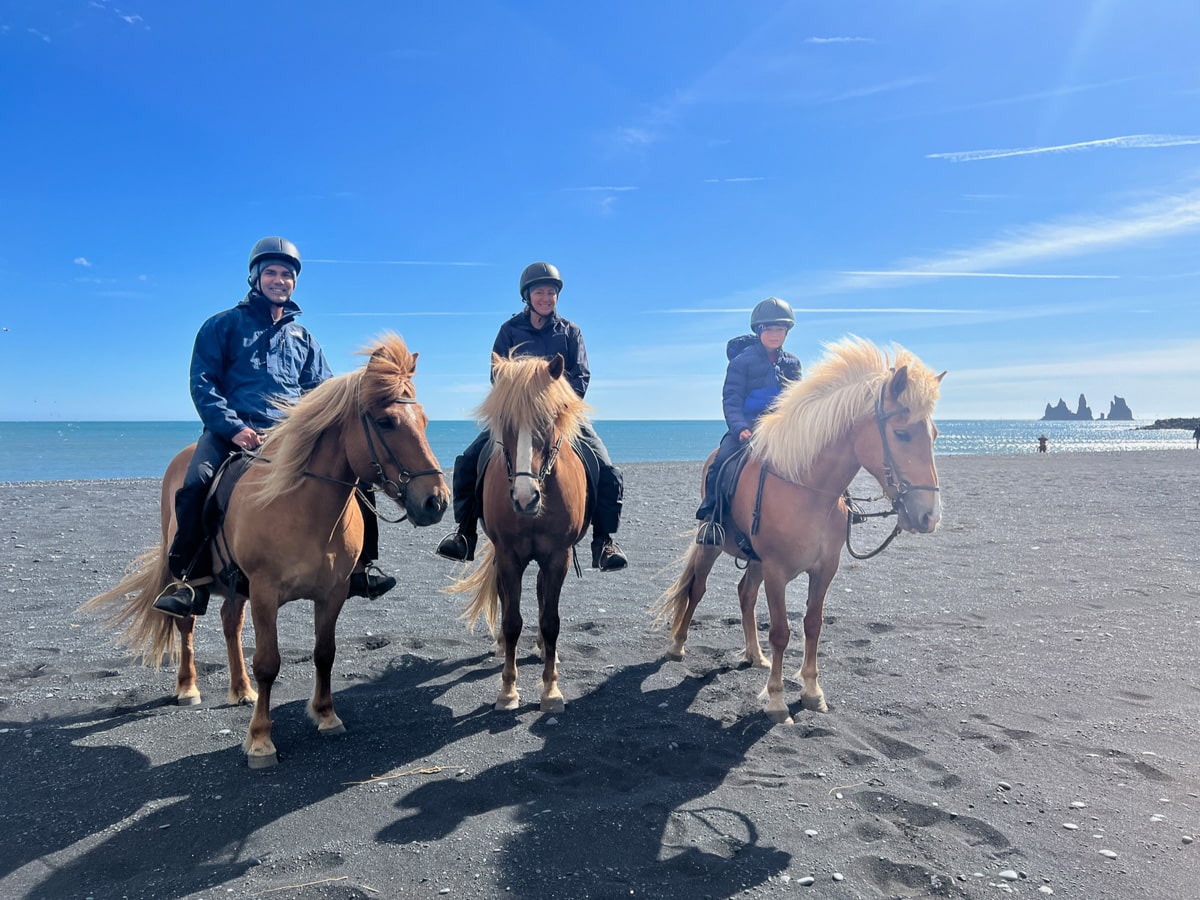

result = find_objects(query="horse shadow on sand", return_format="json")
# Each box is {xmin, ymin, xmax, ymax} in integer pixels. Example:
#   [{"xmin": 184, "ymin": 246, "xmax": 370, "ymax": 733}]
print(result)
[
  {"xmin": 2, "ymin": 650, "xmax": 790, "ymax": 899},
  {"xmin": 379, "ymin": 658, "xmax": 791, "ymax": 898}
]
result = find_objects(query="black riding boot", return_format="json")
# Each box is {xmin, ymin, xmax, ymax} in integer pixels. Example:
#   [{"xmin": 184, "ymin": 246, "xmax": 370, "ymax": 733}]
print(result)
[{"xmin": 156, "ymin": 480, "xmax": 212, "ymax": 618}]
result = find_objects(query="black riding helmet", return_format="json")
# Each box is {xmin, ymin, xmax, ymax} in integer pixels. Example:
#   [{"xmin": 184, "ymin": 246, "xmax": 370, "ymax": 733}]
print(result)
[
  {"xmin": 750, "ymin": 297, "xmax": 794, "ymax": 332},
  {"xmin": 247, "ymin": 236, "xmax": 302, "ymax": 289},
  {"xmin": 519, "ymin": 261, "xmax": 563, "ymax": 302}
]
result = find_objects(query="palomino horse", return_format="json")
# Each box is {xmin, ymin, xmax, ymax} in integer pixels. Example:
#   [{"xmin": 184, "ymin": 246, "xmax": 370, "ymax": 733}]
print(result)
[
  {"xmin": 654, "ymin": 336, "xmax": 943, "ymax": 724},
  {"xmin": 83, "ymin": 334, "xmax": 449, "ymax": 766},
  {"xmin": 444, "ymin": 352, "xmax": 589, "ymax": 713}
]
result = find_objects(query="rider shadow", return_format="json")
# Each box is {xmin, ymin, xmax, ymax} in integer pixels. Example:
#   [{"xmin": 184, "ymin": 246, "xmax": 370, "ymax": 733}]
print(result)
[
  {"xmin": 378, "ymin": 659, "xmax": 791, "ymax": 898},
  {"xmin": 4, "ymin": 651, "xmax": 496, "ymax": 899}
]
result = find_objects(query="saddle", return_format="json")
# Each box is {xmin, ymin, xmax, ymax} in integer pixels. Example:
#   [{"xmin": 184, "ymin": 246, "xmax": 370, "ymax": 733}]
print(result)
[
  {"xmin": 474, "ymin": 433, "xmax": 598, "ymax": 537},
  {"xmin": 203, "ymin": 451, "xmax": 255, "ymax": 597},
  {"xmin": 709, "ymin": 444, "xmax": 760, "ymax": 561}
]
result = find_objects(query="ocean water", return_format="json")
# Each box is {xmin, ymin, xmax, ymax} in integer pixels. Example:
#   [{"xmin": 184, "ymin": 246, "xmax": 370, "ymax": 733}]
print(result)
[{"xmin": 0, "ymin": 419, "xmax": 1192, "ymax": 483}]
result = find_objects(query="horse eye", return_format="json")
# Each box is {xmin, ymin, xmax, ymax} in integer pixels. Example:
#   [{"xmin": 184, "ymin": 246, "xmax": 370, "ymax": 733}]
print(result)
[
  {"xmin": 893, "ymin": 429, "xmax": 912, "ymax": 443},
  {"xmin": 374, "ymin": 416, "xmax": 397, "ymax": 431}
]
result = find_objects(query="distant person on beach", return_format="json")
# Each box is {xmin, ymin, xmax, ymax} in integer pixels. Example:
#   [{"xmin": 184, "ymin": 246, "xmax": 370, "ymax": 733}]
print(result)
[
  {"xmin": 153, "ymin": 237, "xmax": 396, "ymax": 619},
  {"xmin": 435, "ymin": 261, "xmax": 628, "ymax": 571},
  {"xmin": 696, "ymin": 297, "xmax": 802, "ymax": 545},
  {"xmin": 1038, "ymin": 435, "xmax": 1048, "ymax": 453},
  {"xmin": 1193, "ymin": 426, "xmax": 1200, "ymax": 449}
]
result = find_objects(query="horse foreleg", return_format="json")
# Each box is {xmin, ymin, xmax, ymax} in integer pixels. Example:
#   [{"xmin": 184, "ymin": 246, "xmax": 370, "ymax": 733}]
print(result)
[
  {"xmin": 221, "ymin": 595, "xmax": 256, "ymax": 706},
  {"xmin": 174, "ymin": 617, "xmax": 201, "ymax": 706},
  {"xmin": 495, "ymin": 560, "xmax": 524, "ymax": 711},
  {"xmin": 666, "ymin": 545, "xmax": 720, "ymax": 660},
  {"xmin": 757, "ymin": 566, "xmax": 793, "ymax": 725},
  {"xmin": 737, "ymin": 563, "xmax": 768, "ymax": 668},
  {"xmin": 795, "ymin": 568, "xmax": 834, "ymax": 713},
  {"xmin": 535, "ymin": 561, "xmax": 567, "ymax": 714},
  {"xmin": 244, "ymin": 600, "xmax": 282, "ymax": 768},
  {"xmin": 308, "ymin": 596, "xmax": 347, "ymax": 737}
]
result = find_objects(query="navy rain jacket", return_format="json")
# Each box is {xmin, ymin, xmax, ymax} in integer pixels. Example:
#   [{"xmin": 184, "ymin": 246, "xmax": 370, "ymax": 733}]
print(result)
[
  {"xmin": 189, "ymin": 292, "xmax": 332, "ymax": 440},
  {"xmin": 492, "ymin": 309, "xmax": 590, "ymax": 399}
]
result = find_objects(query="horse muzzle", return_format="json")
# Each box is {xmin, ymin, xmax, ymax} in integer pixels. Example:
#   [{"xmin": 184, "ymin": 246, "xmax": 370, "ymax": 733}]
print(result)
[{"xmin": 896, "ymin": 490, "xmax": 941, "ymax": 534}]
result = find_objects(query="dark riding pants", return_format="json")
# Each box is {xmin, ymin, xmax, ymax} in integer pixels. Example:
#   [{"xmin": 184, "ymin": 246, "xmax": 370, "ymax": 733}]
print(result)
[
  {"xmin": 697, "ymin": 430, "xmax": 746, "ymax": 520},
  {"xmin": 450, "ymin": 422, "xmax": 624, "ymax": 536},
  {"xmin": 167, "ymin": 428, "xmax": 380, "ymax": 580}
]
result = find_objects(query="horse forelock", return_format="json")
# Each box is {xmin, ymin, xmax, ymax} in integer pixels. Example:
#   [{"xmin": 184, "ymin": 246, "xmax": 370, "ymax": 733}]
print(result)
[
  {"xmin": 357, "ymin": 332, "xmax": 418, "ymax": 409},
  {"xmin": 750, "ymin": 335, "xmax": 939, "ymax": 481},
  {"xmin": 479, "ymin": 354, "xmax": 589, "ymax": 446}
]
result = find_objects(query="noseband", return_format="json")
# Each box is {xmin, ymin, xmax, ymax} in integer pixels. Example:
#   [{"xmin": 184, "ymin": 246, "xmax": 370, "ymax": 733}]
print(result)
[
  {"xmin": 845, "ymin": 379, "xmax": 940, "ymax": 559},
  {"xmin": 497, "ymin": 431, "xmax": 564, "ymax": 488}
]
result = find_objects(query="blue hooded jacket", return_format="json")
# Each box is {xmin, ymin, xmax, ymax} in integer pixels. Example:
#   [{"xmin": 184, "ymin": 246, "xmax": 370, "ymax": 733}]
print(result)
[
  {"xmin": 189, "ymin": 292, "xmax": 332, "ymax": 440},
  {"xmin": 722, "ymin": 341, "xmax": 802, "ymax": 435}
]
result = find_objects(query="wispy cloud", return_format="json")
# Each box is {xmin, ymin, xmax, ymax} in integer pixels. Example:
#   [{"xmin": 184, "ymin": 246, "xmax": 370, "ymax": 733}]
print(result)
[
  {"xmin": 805, "ymin": 36, "xmax": 875, "ymax": 44},
  {"xmin": 929, "ymin": 134, "xmax": 1200, "ymax": 162},
  {"xmin": 841, "ymin": 271, "xmax": 1118, "ymax": 280},
  {"xmin": 823, "ymin": 75, "xmax": 933, "ymax": 103},
  {"xmin": 326, "ymin": 311, "xmax": 497, "ymax": 317},
  {"xmin": 563, "ymin": 186, "xmax": 638, "ymax": 193},
  {"xmin": 305, "ymin": 258, "xmax": 489, "ymax": 267},
  {"xmin": 703, "ymin": 176, "xmax": 765, "ymax": 184},
  {"xmin": 658, "ymin": 307, "xmax": 984, "ymax": 315},
  {"xmin": 833, "ymin": 186, "xmax": 1200, "ymax": 290},
  {"xmin": 73, "ymin": 257, "xmax": 92, "ymax": 267},
  {"xmin": 27, "ymin": 27, "xmax": 50, "ymax": 43}
]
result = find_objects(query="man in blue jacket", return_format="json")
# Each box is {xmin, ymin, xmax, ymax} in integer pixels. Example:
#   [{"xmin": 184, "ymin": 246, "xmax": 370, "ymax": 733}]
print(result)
[
  {"xmin": 435, "ymin": 261, "xmax": 627, "ymax": 571},
  {"xmin": 154, "ymin": 237, "xmax": 396, "ymax": 618},
  {"xmin": 696, "ymin": 297, "xmax": 802, "ymax": 545}
]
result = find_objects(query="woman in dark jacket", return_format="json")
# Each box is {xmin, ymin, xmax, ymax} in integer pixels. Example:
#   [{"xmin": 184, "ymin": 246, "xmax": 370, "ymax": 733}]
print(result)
[{"xmin": 696, "ymin": 297, "xmax": 801, "ymax": 544}]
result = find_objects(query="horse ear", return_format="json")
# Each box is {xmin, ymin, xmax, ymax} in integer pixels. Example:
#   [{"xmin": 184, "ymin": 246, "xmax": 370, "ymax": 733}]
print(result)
[
  {"xmin": 548, "ymin": 354, "xmax": 565, "ymax": 380},
  {"xmin": 411, "ymin": 351, "xmax": 419, "ymax": 371},
  {"xmin": 936, "ymin": 370, "xmax": 947, "ymax": 383},
  {"xmin": 889, "ymin": 365, "xmax": 909, "ymax": 402}
]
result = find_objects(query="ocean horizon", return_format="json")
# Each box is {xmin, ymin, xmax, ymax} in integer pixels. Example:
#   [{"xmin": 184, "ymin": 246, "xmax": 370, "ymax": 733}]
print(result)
[{"xmin": 0, "ymin": 419, "xmax": 1194, "ymax": 484}]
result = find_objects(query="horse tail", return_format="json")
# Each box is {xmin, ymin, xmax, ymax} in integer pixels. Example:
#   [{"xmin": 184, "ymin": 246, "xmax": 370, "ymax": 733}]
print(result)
[
  {"xmin": 651, "ymin": 541, "xmax": 702, "ymax": 628},
  {"xmin": 79, "ymin": 546, "xmax": 180, "ymax": 668},
  {"xmin": 445, "ymin": 541, "xmax": 501, "ymax": 637}
]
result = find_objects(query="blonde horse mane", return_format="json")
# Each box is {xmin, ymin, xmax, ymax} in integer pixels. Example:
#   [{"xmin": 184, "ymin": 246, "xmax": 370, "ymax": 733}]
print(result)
[
  {"xmin": 477, "ymin": 352, "xmax": 590, "ymax": 447},
  {"xmin": 750, "ymin": 335, "xmax": 941, "ymax": 483},
  {"xmin": 251, "ymin": 333, "xmax": 418, "ymax": 507}
]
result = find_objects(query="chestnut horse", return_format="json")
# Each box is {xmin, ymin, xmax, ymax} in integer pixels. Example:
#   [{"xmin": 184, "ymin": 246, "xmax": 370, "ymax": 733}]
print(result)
[
  {"xmin": 83, "ymin": 334, "xmax": 449, "ymax": 766},
  {"xmin": 654, "ymin": 336, "xmax": 944, "ymax": 723},
  {"xmin": 444, "ymin": 353, "xmax": 589, "ymax": 713}
]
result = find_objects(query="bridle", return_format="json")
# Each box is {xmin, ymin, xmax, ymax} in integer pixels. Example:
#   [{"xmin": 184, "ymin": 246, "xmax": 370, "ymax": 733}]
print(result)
[
  {"xmin": 298, "ymin": 395, "xmax": 443, "ymax": 524},
  {"xmin": 496, "ymin": 429, "xmax": 565, "ymax": 489},
  {"xmin": 844, "ymin": 378, "xmax": 940, "ymax": 559}
]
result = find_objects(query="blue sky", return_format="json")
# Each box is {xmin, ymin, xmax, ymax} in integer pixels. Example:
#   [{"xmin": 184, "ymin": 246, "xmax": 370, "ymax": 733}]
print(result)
[{"xmin": 2, "ymin": 1, "xmax": 1199, "ymax": 422}]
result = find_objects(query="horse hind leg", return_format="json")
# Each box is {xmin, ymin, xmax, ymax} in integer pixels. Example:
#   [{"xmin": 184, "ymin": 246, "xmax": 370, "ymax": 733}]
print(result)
[
  {"xmin": 737, "ymin": 563, "xmax": 769, "ymax": 669},
  {"xmin": 660, "ymin": 544, "xmax": 721, "ymax": 661},
  {"xmin": 174, "ymin": 617, "xmax": 202, "ymax": 706},
  {"xmin": 221, "ymin": 594, "xmax": 256, "ymax": 706},
  {"xmin": 307, "ymin": 597, "xmax": 347, "ymax": 736}
]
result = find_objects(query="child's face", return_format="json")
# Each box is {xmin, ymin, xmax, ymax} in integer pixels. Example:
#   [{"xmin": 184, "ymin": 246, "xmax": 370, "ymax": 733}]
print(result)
[{"xmin": 758, "ymin": 325, "xmax": 788, "ymax": 351}]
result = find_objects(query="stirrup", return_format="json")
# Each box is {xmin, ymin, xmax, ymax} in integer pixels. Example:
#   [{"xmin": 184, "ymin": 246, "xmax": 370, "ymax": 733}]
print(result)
[
  {"xmin": 591, "ymin": 536, "xmax": 628, "ymax": 571},
  {"xmin": 696, "ymin": 519, "xmax": 725, "ymax": 546},
  {"xmin": 436, "ymin": 529, "xmax": 476, "ymax": 562},
  {"xmin": 349, "ymin": 564, "xmax": 397, "ymax": 599},
  {"xmin": 153, "ymin": 580, "xmax": 209, "ymax": 619}
]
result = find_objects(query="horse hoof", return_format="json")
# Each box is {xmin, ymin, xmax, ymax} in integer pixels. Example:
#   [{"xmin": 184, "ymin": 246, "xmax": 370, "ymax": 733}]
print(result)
[
  {"xmin": 766, "ymin": 709, "xmax": 794, "ymax": 725},
  {"xmin": 247, "ymin": 752, "xmax": 279, "ymax": 769},
  {"xmin": 666, "ymin": 648, "xmax": 685, "ymax": 662},
  {"xmin": 495, "ymin": 697, "xmax": 519, "ymax": 711},
  {"xmin": 319, "ymin": 723, "xmax": 347, "ymax": 737},
  {"xmin": 176, "ymin": 693, "xmax": 202, "ymax": 707},
  {"xmin": 801, "ymin": 695, "xmax": 828, "ymax": 713}
]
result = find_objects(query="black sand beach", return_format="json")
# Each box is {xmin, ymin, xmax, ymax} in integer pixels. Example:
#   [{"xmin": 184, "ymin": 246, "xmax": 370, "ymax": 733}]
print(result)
[{"xmin": 1, "ymin": 451, "xmax": 1198, "ymax": 899}]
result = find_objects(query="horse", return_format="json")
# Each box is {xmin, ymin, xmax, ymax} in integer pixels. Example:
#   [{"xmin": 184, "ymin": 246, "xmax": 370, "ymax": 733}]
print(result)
[
  {"xmin": 653, "ymin": 336, "xmax": 944, "ymax": 724},
  {"xmin": 443, "ymin": 352, "xmax": 590, "ymax": 713},
  {"xmin": 82, "ymin": 334, "xmax": 450, "ymax": 767}
]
